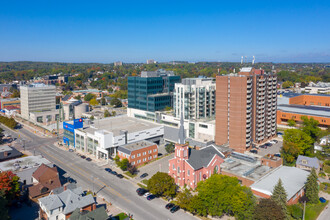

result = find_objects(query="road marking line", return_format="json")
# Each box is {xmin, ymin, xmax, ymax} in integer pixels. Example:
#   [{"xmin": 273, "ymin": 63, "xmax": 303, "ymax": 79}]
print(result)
[{"xmin": 39, "ymin": 147, "xmax": 131, "ymax": 203}]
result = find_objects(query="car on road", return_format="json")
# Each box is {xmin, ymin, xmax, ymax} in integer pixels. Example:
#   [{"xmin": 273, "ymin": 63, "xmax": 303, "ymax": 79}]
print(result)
[
  {"xmin": 143, "ymin": 192, "xmax": 151, "ymax": 197},
  {"xmin": 165, "ymin": 203, "xmax": 175, "ymax": 209},
  {"xmin": 86, "ymin": 157, "xmax": 92, "ymax": 161},
  {"xmin": 136, "ymin": 188, "xmax": 148, "ymax": 196},
  {"xmin": 319, "ymin": 197, "xmax": 326, "ymax": 203},
  {"xmin": 170, "ymin": 205, "xmax": 180, "ymax": 213},
  {"xmin": 250, "ymin": 150, "xmax": 258, "ymax": 154},
  {"xmin": 67, "ymin": 177, "xmax": 77, "ymax": 183},
  {"xmin": 111, "ymin": 171, "xmax": 117, "ymax": 175},
  {"xmin": 69, "ymin": 149, "xmax": 74, "ymax": 152},
  {"xmin": 117, "ymin": 174, "xmax": 124, "ymax": 179},
  {"xmin": 147, "ymin": 194, "xmax": 156, "ymax": 200},
  {"xmin": 81, "ymin": 155, "xmax": 86, "ymax": 159},
  {"xmin": 105, "ymin": 168, "xmax": 112, "ymax": 172},
  {"xmin": 140, "ymin": 173, "xmax": 148, "ymax": 179}
]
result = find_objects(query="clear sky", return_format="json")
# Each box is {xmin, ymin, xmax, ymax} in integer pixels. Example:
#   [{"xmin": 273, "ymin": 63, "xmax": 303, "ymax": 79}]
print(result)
[{"xmin": 1, "ymin": 0, "xmax": 329, "ymax": 63}]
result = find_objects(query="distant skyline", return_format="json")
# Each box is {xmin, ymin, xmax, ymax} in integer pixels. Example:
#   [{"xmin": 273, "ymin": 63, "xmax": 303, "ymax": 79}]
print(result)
[{"xmin": 1, "ymin": 1, "xmax": 329, "ymax": 63}]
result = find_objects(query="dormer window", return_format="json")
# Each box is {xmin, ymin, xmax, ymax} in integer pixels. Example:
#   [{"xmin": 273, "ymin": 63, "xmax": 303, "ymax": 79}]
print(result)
[{"xmin": 302, "ymin": 160, "xmax": 308, "ymax": 165}]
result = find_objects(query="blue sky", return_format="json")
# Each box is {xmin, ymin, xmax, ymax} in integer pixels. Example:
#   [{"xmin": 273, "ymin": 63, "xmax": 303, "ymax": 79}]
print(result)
[{"xmin": 0, "ymin": 0, "xmax": 329, "ymax": 63}]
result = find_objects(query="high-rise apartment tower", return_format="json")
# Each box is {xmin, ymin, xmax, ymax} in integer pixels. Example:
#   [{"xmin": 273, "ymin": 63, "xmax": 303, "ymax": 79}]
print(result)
[{"xmin": 215, "ymin": 67, "xmax": 277, "ymax": 152}]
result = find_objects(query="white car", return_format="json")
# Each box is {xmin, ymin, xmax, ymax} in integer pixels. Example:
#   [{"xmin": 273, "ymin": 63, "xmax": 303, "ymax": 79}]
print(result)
[
  {"xmin": 269, "ymin": 140, "xmax": 276, "ymax": 144},
  {"xmin": 143, "ymin": 192, "xmax": 151, "ymax": 197}
]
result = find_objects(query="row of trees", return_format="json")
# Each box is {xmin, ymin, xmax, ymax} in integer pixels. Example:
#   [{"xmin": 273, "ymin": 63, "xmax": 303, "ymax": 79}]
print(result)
[{"xmin": 0, "ymin": 116, "xmax": 18, "ymax": 129}]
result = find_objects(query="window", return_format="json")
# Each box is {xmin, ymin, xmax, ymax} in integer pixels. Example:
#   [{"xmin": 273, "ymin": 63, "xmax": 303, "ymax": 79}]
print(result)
[
  {"xmin": 154, "ymin": 155, "xmax": 157, "ymax": 158},
  {"xmin": 178, "ymin": 167, "xmax": 180, "ymax": 173},
  {"xmin": 138, "ymin": 160, "xmax": 141, "ymax": 163},
  {"xmin": 132, "ymin": 161, "xmax": 135, "ymax": 165},
  {"xmin": 199, "ymin": 172, "xmax": 201, "ymax": 181},
  {"xmin": 154, "ymin": 149, "xmax": 157, "ymax": 152},
  {"xmin": 131, "ymin": 155, "xmax": 135, "ymax": 159},
  {"xmin": 56, "ymin": 216, "xmax": 58, "ymax": 220},
  {"xmin": 143, "ymin": 158, "xmax": 146, "ymax": 162},
  {"xmin": 173, "ymin": 164, "xmax": 175, "ymax": 170},
  {"xmin": 187, "ymin": 170, "xmax": 190, "ymax": 176},
  {"xmin": 214, "ymin": 165, "xmax": 219, "ymax": 174},
  {"xmin": 148, "ymin": 150, "xmax": 152, "ymax": 154},
  {"xmin": 143, "ymin": 152, "xmax": 146, "ymax": 156},
  {"xmin": 302, "ymin": 160, "xmax": 308, "ymax": 165},
  {"xmin": 199, "ymin": 124, "xmax": 208, "ymax": 128},
  {"xmin": 137, "ymin": 153, "xmax": 141, "ymax": 157}
]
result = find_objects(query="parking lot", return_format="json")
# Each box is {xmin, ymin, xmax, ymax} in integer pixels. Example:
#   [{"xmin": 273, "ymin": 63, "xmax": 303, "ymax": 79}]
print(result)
[{"xmin": 256, "ymin": 139, "xmax": 283, "ymax": 156}]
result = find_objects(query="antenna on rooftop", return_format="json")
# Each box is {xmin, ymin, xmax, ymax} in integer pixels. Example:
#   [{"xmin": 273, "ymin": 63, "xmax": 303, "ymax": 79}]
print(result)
[{"xmin": 252, "ymin": 56, "xmax": 255, "ymax": 65}]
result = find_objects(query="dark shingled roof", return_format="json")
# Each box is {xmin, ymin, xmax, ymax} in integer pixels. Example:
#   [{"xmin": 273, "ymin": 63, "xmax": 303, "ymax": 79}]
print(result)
[
  {"xmin": 186, "ymin": 145, "xmax": 225, "ymax": 170},
  {"xmin": 69, "ymin": 206, "xmax": 108, "ymax": 220}
]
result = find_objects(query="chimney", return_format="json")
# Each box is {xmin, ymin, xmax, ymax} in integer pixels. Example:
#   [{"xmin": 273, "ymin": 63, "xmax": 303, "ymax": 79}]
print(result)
[
  {"xmin": 4, "ymin": 151, "xmax": 8, "ymax": 157},
  {"xmin": 92, "ymin": 203, "xmax": 96, "ymax": 211},
  {"xmin": 63, "ymin": 184, "xmax": 67, "ymax": 191}
]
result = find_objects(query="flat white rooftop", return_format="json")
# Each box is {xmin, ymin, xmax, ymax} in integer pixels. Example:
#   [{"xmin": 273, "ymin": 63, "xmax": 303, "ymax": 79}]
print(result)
[
  {"xmin": 0, "ymin": 155, "xmax": 51, "ymax": 172},
  {"xmin": 80, "ymin": 115, "xmax": 161, "ymax": 136}
]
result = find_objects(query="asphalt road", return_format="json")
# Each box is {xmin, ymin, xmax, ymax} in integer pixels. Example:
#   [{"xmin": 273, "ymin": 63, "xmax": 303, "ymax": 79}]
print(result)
[{"xmin": 1, "ymin": 125, "xmax": 197, "ymax": 220}]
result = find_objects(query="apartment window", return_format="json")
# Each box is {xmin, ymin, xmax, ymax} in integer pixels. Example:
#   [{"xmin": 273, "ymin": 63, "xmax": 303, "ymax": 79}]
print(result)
[
  {"xmin": 132, "ymin": 161, "xmax": 135, "ymax": 165},
  {"xmin": 148, "ymin": 150, "xmax": 152, "ymax": 154},
  {"xmin": 199, "ymin": 124, "xmax": 208, "ymax": 128},
  {"xmin": 154, "ymin": 149, "xmax": 157, "ymax": 152},
  {"xmin": 137, "ymin": 153, "xmax": 141, "ymax": 157},
  {"xmin": 199, "ymin": 172, "xmax": 202, "ymax": 181},
  {"xmin": 138, "ymin": 160, "xmax": 141, "ymax": 163},
  {"xmin": 143, "ymin": 152, "xmax": 146, "ymax": 156},
  {"xmin": 173, "ymin": 164, "xmax": 175, "ymax": 170},
  {"xmin": 56, "ymin": 216, "xmax": 58, "ymax": 220},
  {"xmin": 178, "ymin": 167, "xmax": 180, "ymax": 173},
  {"xmin": 131, "ymin": 155, "xmax": 135, "ymax": 159},
  {"xmin": 143, "ymin": 158, "xmax": 146, "ymax": 162},
  {"xmin": 154, "ymin": 155, "xmax": 157, "ymax": 158},
  {"xmin": 187, "ymin": 170, "xmax": 190, "ymax": 176}
]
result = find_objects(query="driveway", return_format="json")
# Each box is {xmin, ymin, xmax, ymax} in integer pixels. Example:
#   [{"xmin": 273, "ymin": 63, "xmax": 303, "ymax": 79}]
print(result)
[{"xmin": 135, "ymin": 154, "xmax": 174, "ymax": 181}]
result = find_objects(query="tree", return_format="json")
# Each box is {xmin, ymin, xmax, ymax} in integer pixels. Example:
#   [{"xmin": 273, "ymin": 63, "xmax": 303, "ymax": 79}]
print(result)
[
  {"xmin": 11, "ymin": 90, "xmax": 20, "ymax": 98},
  {"xmin": 254, "ymin": 198, "xmax": 285, "ymax": 220},
  {"xmin": 90, "ymin": 115, "xmax": 94, "ymax": 120},
  {"xmin": 164, "ymin": 106, "xmax": 172, "ymax": 111},
  {"xmin": 74, "ymin": 95, "xmax": 82, "ymax": 100},
  {"xmin": 89, "ymin": 98, "xmax": 99, "ymax": 106},
  {"xmin": 305, "ymin": 168, "xmax": 319, "ymax": 204},
  {"xmin": 271, "ymin": 179, "xmax": 287, "ymax": 218},
  {"xmin": 176, "ymin": 188, "xmax": 193, "ymax": 211},
  {"xmin": 127, "ymin": 164, "xmax": 137, "ymax": 175},
  {"xmin": 100, "ymin": 97, "xmax": 106, "ymax": 105},
  {"xmin": 110, "ymin": 98, "xmax": 122, "ymax": 107},
  {"xmin": 118, "ymin": 158, "xmax": 129, "ymax": 171},
  {"xmin": 111, "ymin": 111, "xmax": 116, "ymax": 116},
  {"xmin": 288, "ymin": 204, "xmax": 303, "ymax": 219},
  {"xmin": 84, "ymin": 93, "xmax": 96, "ymax": 101},
  {"xmin": 282, "ymin": 81, "xmax": 294, "ymax": 89},
  {"xmin": 147, "ymin": 172, "xmax": 176, "ymax": 198},
  {"xmin": 282, "ymin": 129, "xmax": 313, "ymax": 163},
  {"xmin": 300, "ymin": 116, "xmax": 321, "ymax": 142},
  {"xmin": 0, "ymin": 171, "xmax": 20, "ymax": 202},
  {"xmin": 287, "ymin": 119, "xmax": 296, "ymax": 127},
  {"xmin": 165, "ymin": 143, "xmax": 175, "ymax": 154},
  {"xmin": 104, "ymin": 110, "xmax": 111, "ymax": 118}
]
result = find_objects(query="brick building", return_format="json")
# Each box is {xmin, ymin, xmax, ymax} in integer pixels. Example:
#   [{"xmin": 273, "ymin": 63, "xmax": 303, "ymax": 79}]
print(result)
[
  {"xmin": 215, "ymin": 67, "xmax": 277, "ymax": 153},
  {"xmin": 117, "ymin": 140, "xmax": 158, "ymax": 166},
  {"xmin": 289, "ymin": 94, "xmax": 330, "ymax": 107}
]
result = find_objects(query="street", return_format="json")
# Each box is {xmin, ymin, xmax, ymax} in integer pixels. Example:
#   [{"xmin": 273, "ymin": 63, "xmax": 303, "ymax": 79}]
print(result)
[{"xmin": 1, "ymin": 124, "xmax": 197, "ymax": 220}]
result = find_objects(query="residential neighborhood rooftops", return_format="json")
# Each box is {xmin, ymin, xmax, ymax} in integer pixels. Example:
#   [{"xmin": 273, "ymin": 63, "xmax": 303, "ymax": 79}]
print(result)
[
  {"xmin": 296, "ymin": 155, "xmax": 320, "ymax": 169},
  {"xmin": 186, "ymin": 145, "xmax": 225, "ymax": 170},
  {"xmin": 118, "ymin": 140, "xmax": 156, "ymax": 155},
  {"xmin": 81, "ymin": 115, "xmax": 161, "ymax": 136},
  {"xmin": 0, "ymin": 145, "xmax": 22, "ymax": 161},
  {"xmin": 250, "ymin": 166, "xmax": 309, "ymax": 200},
  {"xmin": 0, "ymin": 155, "xmax": 51, "ymax": 172},
  {"xmin": 69, "ymin": 206, "xmax": 108, "ymax": 220}
]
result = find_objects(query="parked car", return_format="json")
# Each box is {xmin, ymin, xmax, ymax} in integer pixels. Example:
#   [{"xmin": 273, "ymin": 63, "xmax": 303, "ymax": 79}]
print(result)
[
  {"xmin": 259, "ymin": 145, "xmax": 267, "ymax": 149},
  {"xmin": 170, "ymin": 205, "xmax": 180, "ymax": 213},
  {"xmin": 269, "ymin": 140, "xmax": 276, "ymax": 144},
  {"xmin": 143, "ymin": 192, "xmax": 151, "ymax": 198},
  {"xmin": 319, "ymin": 197, "xmax": 326, "ymax": 203},
  {"xmin": 111, "ymin": 171, "xmax": 117, "ymax": 175},
  {"xmin": 273, "ymin": 140, "xmax": 278, "ymax": 143},
  {"xmin": 147, "ymin": 194, "xmax": 156, "ymax": 200},
  {"xmin": 165, "ymin": 203, "xmax": 175, "ymax": 209},
  {"xmin": 265, "ymin": 143, "xmax": 272, "ymax": 147},
  {"xmin": 69, "ymin": 149, "xmax": 74, "ymax": 152},
  {"xmin": 140, "ymin": 173, "xmax": 148, "ymax": 179},
  {"xmin": 274, "ymin": 153, "xmax": 281, "ymax": 157},
  {"xmin": 136, "ymin": 188, "xmax": 148, "ymax": 196},
  {"xmin": 81, "ymin": 155, "xmax": 86, "ymax": 159},
  {"xmin": 86, "ymin": 158, "xmax": 92, "ymax": 162},
  {"xmin": 117, "ymin": 174, "xmax": 124, "ymax": 179},
  {"xmin": 250, "ymin": 150, "xmax": 258, "ymax": 154},
  {"xmin": 105, "ymin": 168, "xmax": 112, "ymax": 172}
]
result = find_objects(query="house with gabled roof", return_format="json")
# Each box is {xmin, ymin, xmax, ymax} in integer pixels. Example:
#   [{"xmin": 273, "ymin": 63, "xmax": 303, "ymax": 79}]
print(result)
[{"xmin": 296, "ymin": 155, "xmax": 320, "ymax": 173}]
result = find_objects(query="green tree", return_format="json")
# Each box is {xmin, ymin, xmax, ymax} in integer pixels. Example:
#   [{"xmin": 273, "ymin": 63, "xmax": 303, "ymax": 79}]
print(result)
[
  {"xmin": 89, "ymin": 98, "xmax": 99, "ymax": 106},
  {"xmin": 100, "ymin": 97, "xmax": 106, "ymax": 105},
  {"xmin": 118, "ymin": 158, "xmax": 129, "ymax": 171},
  {"xmin": 74, "ymin": 95, "xmax": 81, "ymax": 100},
  {"xmin": 288, "ymin": 204, "xmax": 303, "ymax": 219},
  {"xmin": 164, "ymin": 106, "xmax": 172, "ymax": 111},
  {"xmin": 104, "ymin": 110, "xmax": 111, "ymax": 118},
  {"xmin": 271, "ymin": 179, "xmax": 287, "ymax": 218},
  {"xmin": 84, "ymin": 93, "xmax": 96, "ymax": 101},
  {"xmin": 305, "ymin": 168, "xmax": 319, "ymax": 204},
  {"xmin": 90, "ymin": 115, "xmax": 94, "ymax": 120},
  {"xmin": 165, "ymin": 143, "xmax": 175, "ymax": 153},
  {"xmin": 111, "ymin": 111, "xmax": 116, "ymax": 116},
  {"xmin": 147, "ymin": 172, "xmax": 176, "ymax": 198},
  {"xmin": 175, "ymin": 188, "xmax": 193, "ymax": 211},
  {"xmin": 114, "ymin": 155, "xmax": 120, "ymax": 164},
  {"xmin": 110, "ymin": 98, "xmax": 122, "ymax": 107},
  {"xmin": 282, "ymin": 81, "xmax": 294, "ymax": 89},
  {"xmin": 282, "ymin": 129, "xmax": 313, "ymax": 163},
  {"xmin": 287, "ymin": 119, "xmax": 296, "ymax": 127},
  {"xmin": 300, "ymin": 116, "xmax": 321, "ymax": 142},
  {"xmin": 254, "ymin": 198, "xmax": 285, "ymax": 220}
]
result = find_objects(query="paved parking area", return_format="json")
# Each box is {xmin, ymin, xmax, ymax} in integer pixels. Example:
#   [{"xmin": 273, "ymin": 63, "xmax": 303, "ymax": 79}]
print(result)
[{"xmin": 257, "ymin": 140, "xmax": 283, "ymax": 156}]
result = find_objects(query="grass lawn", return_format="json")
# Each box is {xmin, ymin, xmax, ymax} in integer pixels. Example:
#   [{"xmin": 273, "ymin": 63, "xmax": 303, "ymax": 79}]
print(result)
[
  {"xmin": 320, "ymin": 182, "xmax": 330, "ymax": 194},
  {"xmin": 137, "ymin": 183, "xmax": 147, "ymax": 189},
  {"xmin": 141, "ymin": 179, "xmax": 149, "ymax": 185},
  {"xmin": 305, "ymin": 201, "xmax": 328, "ymax": 220},
  {"xmin": 124, "ymin": 171, "xmax": 137, "ymax": 178},
  {"xmin": 111, "ymin": 212, "xmax": 130, "ymax": 220},
  {"xmin": 324, "ymin": 165, "xmax": 330, "ymax": 174}
]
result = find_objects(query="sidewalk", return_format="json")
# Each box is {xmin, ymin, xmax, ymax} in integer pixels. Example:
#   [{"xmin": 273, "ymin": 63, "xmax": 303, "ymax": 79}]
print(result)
[{"xmin": 14, "ymin": 116, "xmax": 54, "ymax": 138}]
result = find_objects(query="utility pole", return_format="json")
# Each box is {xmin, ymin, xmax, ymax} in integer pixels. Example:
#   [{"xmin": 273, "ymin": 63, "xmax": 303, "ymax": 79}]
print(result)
[
  {"xmin": 303, "ymin": 201, "xmax": 306, "ymax": 220},
  {"xmin": 92, "ymin": 175, "xmax": 94, "ymax": 195}
]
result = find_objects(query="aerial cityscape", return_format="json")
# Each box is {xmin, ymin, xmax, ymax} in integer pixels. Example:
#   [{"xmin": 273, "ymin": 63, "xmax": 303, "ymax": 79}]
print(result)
[{"xmin": 0, "ymin": 1, "xmax": 329, "ymax": 220}]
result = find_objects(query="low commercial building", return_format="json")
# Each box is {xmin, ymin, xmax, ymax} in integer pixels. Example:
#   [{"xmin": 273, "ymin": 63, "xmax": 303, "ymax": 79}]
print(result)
[
  {"xmin": 75, "ymin": 115, "xmax": 164, "ymax": 160},
  {"xmin": 250, "ymin": 166, "xmax": 309, "ymax": 204},
  {"xmin": 0, "ymin": 98, "xmax": 20, "ymax": 112},
  {"xmin": 303, "ymin": 82, "xmax": 330, "ymax": 94},
  {"xmin": 117, "ymin": 140, "xmax": 158, "ymax": 166},
  {"xmin": 0, "ymin": 145, "xmax": 23, "ymax": 162},
  {"xmin": 62, "ymin": 98, "xmax": 89, "ymax": 121},
  {"xmin": 63, "ymin": 118, "xmax": 84, "ymax": 148}
]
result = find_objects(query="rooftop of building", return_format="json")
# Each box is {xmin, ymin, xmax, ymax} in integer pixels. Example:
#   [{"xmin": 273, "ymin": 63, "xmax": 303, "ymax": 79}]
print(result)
[
  {"xmin": 186, "ymin": 145, "xmax": 225, "ymax": 170},
  {"xmin": 250, "ymin": 166, "xmax": 310, "ymax": 200},
  {"xmin": 221, "ymin": 152, "xmax": 271, "ymax": 181},
  {"xmin": 277, "ymin": 104, "xmax": 330, "ymax": 118},
  {"xmin": 306, "ymin": 82, "xmax": 330, "ymax": 88},
  {"xmin": 0, "ymin": 98, "xmax": 20, "ymax": 102},
  {"xmin": 296, "ymin": 155, "xmax": 320, "ymax": 169},
  {"xmin": 22, "ymin": 83, "xmax": 55, "ymax": 88},
  {"xmin": 80, "ymin": 115, "xmax": 161, "ymax": 136},
  {"xmin": 140, "ymin": 69, "xmax": 175, "ymax": 78},
  {"xmin": 0, "ymin": 145, "xmax": 23, "ymax": 161},
  {"xmin": 118, "ymin": 140, "xmax": 156, "ymax": 155},
  {"xmin": 180, "ymin": 77, "xmax": 215, "ymax": 86},
  {"xmin": 69, "ymin": 206, "xmax": 108, "ymax": 220},
  {"xmin": 72, "ymin": 89, "xmax": 101, "ymax": 93},
  {"xmin": 0, "ymin": 155, "xmax": 51, "ymax": 172}
]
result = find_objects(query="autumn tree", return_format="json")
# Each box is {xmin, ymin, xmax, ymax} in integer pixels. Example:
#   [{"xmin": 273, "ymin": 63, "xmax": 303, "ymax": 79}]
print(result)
[
  {"xmin": 147, "ymin": 172, "xmax": 176, "ymax": 198},
  {"xmin": 0, "ymin": 171, "xmax": 20, "ymax": 202},
  {"xmin": 104, "ymin": 110, "xmax": 111, "ymax": 118},
  {"xmin": 89, "ymin": 98, "xmax": 99, "ymax": 106},
  {"xmin": 254, "ymin": 198, "xmax": 285, "ymax": 220},
  {"xmin": 305, "ymin": 168, "xmax": 319, "ymax": 204}
]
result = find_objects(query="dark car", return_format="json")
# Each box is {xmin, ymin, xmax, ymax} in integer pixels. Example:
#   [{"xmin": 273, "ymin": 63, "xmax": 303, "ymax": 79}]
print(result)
[
  {"xmin": 274, "ymin": 153, "xmax": 281, "ymax": 157},
  {"xmin": 259, "ymin": 145, "xmax": 267, "ymax": 149},
  {"xmin": 170, "ymin": 205, "xmax": 180, "ymax": 213},
  {"xmin": 111, "ymin": 171, "xmax": 117, "ymax": 175},
  {"xmin": 165, "ymin": 203, "xmax": 175, "ymax": 209},
  {"xmin": 319, "ymin": 197, "xmax": 326, "ymax": 203},
  {"xmin": 137, "ymin": 188, "xmax": 148, "ymax": 196},
  {"xmin": 105, "ymin": 168, "xmax": 112, "ymax": 172},
  {"xmin": 69, "ymin": 149, "xmax": 74, "ymax": 152},
  {"xmin": 140, "ymin": 173, "xmax": 148, "ymax": 179},
  {"xmin": 250, "ymin": 150, "xmax": 258, "ymax": 154},
  {"xmin": 117, "ymin": 174, "xmax": 124, "ymax": 179},
  {"xmin": 81, "ymin": 155, "xmax": 86, "ymax": 159},
  {"xmin": 86, "ymin": 158, "xmax": 92, "ymax": 162},
  {"xmin": 265, "ymin": 143, "xmax": 272, "ymax": 147},
  {"xmin": 273, "ymin": 140, "xmax": 278, "ymax": 143},
  {"xmin": 147, "ymin": 194, "xmax": 156, "ymax": 200},
  {"xmin": 67, "ymin": 177, "xmax": 77, "ymax": 183}
]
